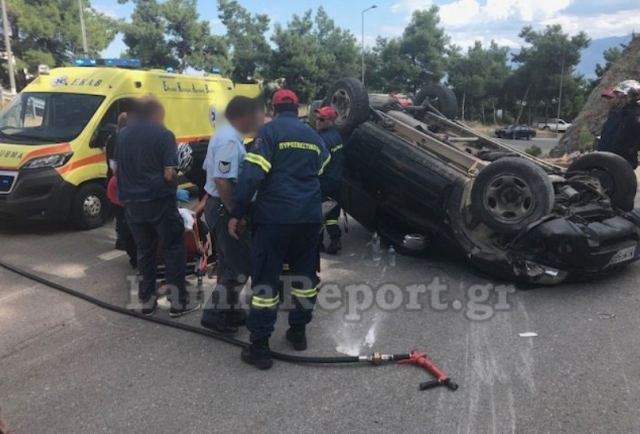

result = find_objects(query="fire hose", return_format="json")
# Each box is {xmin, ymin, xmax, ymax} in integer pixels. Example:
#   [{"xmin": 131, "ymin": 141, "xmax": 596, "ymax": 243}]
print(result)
[{"xmin": 0, "ymin": 259, "xmax": 458, "ymax": 392}]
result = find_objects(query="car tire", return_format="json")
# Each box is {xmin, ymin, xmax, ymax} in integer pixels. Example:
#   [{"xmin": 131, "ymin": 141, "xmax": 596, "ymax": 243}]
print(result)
[
  {"xmin": 71, "ymin": 182, "xmax": 110, "ymax": 230},
  {"xmin": 566, "ymin": 152, "xmax": 637, "ymax": 211},
  {"xmin": 414, "ymin": 84, "xmax": 458, "ymax": 119},
  {"xmin": 471, "ymin": 157, "xmax": 555, "ymax": 235},
  {"xmin": 324, "ymin": 78, "xmax": 370, "ymax": 135}
]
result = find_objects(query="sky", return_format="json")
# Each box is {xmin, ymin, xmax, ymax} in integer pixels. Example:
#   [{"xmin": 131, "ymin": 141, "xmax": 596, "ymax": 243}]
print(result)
[{"xmin": 97, "ymin": 0, "xmax": 640, "ymax": 58}]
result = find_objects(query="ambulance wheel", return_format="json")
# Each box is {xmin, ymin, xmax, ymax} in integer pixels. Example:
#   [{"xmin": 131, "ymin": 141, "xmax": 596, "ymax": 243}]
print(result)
[{"xmin": 71, "ymin": 182, "xmax": 110, "ymax": 230}]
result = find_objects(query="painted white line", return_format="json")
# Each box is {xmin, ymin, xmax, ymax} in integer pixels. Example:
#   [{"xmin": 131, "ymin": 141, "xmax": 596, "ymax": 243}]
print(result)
[{"xmin": 98, "ymin": 250, "xmax": 127, "ymax": 261}]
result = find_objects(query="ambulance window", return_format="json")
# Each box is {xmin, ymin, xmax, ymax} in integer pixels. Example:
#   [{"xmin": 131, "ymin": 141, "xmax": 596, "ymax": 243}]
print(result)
[
  {"xmin": 102, "ymin": 102, "xmax": 119, "ymax": 126},
  {"xmin": 99, "ymin": 98, "xmax": 136, "ymax": 128},
  {"xmin": 24, "ymin": 95, "xmax": 46, "ymax": 127}
]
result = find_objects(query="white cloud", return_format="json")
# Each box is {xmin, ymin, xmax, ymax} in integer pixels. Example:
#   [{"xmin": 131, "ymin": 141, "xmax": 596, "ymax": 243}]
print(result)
[
  {"xmin": 387, "ymin": 0, "xmax": 639, "ymax": 49},
  {"xmin": 392, "ymin": 0, "xmax": 574, "ymax": 27},
  {"xmin": 391, "ymin": 0, "xmax": 433, "ymax": 14},
  {"xmin": 439, "ymin": 0, "xmax": 481, "ymax": 27},
  {"xmin": 542, "ymin": 8, "xmax": 640, "ymax": 39}
]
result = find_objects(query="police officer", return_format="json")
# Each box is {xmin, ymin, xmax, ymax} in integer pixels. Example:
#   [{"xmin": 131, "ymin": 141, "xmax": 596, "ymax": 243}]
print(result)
[
  {"xmin": 228, "ymin": 89, "xmax": 330, "ymax": 370},
  {"xmin": 198, "ymin": 96, "xmax": 261, "ymax": 333},
  {"xmin": 315, "ymin": 106, "xmax": 344, "ymax": 254}
]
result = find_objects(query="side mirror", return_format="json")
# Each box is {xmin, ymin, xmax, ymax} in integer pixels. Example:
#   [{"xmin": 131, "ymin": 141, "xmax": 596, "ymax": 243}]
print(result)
[{"xmin": 90, "ymin": 124, "xmax": 117, "ymax": 149}]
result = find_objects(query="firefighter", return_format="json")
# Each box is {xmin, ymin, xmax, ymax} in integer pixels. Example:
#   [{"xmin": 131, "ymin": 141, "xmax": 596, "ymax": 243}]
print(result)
[
  {"xmin": 228, "ymin": 89, "xmax": 330, "ymax": 370},
  {"xmin": 315, "ymin": 106, "xmax": 344, "ymax": 254}
]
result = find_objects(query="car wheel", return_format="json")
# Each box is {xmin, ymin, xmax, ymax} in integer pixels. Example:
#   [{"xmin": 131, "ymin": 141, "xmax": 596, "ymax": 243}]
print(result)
[
  {"xmin": 414, "ymin": 84, "xmax": 458, "ymax": 119},
  {"xmin": 566, "ymin": 152, "xmax": 637, "ymax": 211},
  {"xmin": 71, "ymin": 182, "xmax": 110, "ymax": 230},
  {"xmin": 324, "ymin": 78, "xmax": 370, "ymax": 135},
  {"xmin": 471, "ymin": 157, "xmax": 555, "ymax": 235}
]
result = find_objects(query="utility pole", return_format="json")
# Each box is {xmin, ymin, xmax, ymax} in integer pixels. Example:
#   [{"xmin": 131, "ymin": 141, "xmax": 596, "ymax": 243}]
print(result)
[
  {"xmin": 1, "ymin": 0, "xmax": 16, "ymax": 94},
  {"xmin": 361, "ymin": 5, "xmax": 377, "ymax": 85},
  {"xmin": 556, "ymin": 47, "xmax": 565, "ymax": 137},
  {"xmin": 78, "ymin": 0, "xmax": 88, "ymax": 56}
]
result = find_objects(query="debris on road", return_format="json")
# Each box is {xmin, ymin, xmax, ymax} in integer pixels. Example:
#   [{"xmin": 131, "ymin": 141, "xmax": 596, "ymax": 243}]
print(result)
[{"xmin": 518, "ymin": 332, "xmax": 538, "ymax": 337}]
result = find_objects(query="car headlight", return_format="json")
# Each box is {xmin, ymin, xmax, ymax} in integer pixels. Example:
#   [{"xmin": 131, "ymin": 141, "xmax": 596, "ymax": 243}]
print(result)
[{"xmin": 22, "ymin": 153, "xmax": 73, "ymax": 169}]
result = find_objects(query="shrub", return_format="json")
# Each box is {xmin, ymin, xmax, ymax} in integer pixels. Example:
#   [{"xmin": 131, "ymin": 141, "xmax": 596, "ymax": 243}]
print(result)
[{"xmin": 525, "ymin": 145, "xmax": 543, "ymax": 157}]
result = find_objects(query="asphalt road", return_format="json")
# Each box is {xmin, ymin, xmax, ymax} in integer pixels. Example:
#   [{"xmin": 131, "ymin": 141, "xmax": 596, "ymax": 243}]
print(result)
[
  {"xmin": 2, "ymin": 188, "xmax": 640, "ymax": 433},
  {"xmin": 499, "ymin": 137, "xmax": 560, "ymax": 156}
]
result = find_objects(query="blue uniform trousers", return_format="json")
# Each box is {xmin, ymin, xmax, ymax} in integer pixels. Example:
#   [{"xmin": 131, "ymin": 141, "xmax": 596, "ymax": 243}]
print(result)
[{"xmin": 247, "ymin": 223, "xmax": 321, "ymax": 340}]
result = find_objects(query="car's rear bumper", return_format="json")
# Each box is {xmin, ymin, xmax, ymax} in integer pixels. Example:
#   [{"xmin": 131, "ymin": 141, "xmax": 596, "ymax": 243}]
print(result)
[{"xmin": 0, "ymin": 167, "xmax": 75, "ymax": 221}]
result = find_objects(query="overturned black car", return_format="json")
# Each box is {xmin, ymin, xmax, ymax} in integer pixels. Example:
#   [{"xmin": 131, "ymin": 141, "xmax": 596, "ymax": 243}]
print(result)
[{"xmin": 323, "ymin": 78, "xmax": 640, "ymax": 284}]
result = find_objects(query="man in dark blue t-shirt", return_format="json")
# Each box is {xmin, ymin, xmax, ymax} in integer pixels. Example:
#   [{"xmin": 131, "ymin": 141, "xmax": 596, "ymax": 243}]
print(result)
[{"xmin": 116, "ymin": 98, "xmax": 199, "ymax": 317}]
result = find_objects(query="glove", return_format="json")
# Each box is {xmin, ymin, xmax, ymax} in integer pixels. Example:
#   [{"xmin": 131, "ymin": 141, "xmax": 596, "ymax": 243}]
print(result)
[{"xmin": 176, "ymin": 189, "xmax": 190, "ymax": 202}]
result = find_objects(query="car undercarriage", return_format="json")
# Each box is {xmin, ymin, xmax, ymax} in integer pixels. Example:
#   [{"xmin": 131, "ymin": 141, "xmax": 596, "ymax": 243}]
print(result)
[{"xmin": 324, "ymin": 78, "xmax": 640, "ymax": 284}]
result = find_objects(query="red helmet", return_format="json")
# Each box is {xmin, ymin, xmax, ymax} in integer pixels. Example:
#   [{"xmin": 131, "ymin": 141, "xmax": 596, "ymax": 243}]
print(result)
[
  {"xmin": 272, "ymin": 89, "xmax": 299, "ymax": 105},
  {"xmin": 315, "ymin": 106, "xmax": 338, "ymax": 121}
]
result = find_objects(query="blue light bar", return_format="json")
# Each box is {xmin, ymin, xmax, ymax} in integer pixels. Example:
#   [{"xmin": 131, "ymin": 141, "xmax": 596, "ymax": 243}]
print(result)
[
  {"xmin": 72, "ymin": 58, "xmax": 142, "ymax": 68},
  {"xmin": 211, "ymin": 67, "xmax": 221, "ymax": 74},
  {"xmin": 73, "ymin": 58, "xmax": 97, "ymax": 66}
]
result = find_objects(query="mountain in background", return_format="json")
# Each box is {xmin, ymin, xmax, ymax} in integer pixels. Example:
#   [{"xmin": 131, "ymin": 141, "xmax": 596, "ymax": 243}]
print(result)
[
  {"xmin": 577, "ymin": 35, "xmax": 633, "ymax": 78},
  {"xmin": 507, "ymin": 34, "xmax": 633, "ymax": 78}
]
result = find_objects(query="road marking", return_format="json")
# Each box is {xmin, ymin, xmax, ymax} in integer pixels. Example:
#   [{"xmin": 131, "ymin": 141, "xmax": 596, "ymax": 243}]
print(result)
[{"xmin": 98, "ymin": 250, "xmax": 127, "ymax": 261}]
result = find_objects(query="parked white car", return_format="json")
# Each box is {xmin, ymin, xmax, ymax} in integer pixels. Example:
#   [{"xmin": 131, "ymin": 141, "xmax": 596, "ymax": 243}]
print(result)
[{"xmin": 537, "ymin": 118, "xmax": 572, "ymax": 132}]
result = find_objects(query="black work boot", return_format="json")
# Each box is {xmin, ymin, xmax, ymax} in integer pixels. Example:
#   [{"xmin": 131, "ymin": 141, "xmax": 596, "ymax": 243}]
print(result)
[
  {"xmin": 200, "ymin": 311, "xmax": 238, "ymax": 334},
  {"xmin": 326, "ymin": 238, "xmax": 342, "ymax": 255},
  {"xmin": 241, "ymin": 338, "xmax": 273, "ymax": 370},
  {"xmin": 286, "ymin": 326, "xmax": 307, "ymax": 351}
]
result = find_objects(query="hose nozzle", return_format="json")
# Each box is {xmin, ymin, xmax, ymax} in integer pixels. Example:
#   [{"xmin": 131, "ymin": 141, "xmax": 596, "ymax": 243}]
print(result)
[{"xmin": 359, "ymin": 352, "xmax": 398, "ymax": 365}]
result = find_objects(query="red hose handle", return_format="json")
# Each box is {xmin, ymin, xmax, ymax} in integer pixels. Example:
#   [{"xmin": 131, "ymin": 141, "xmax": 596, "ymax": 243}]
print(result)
[{"xmin": 398, "ymin": 351, "xmax": 458, "ymax": 391}]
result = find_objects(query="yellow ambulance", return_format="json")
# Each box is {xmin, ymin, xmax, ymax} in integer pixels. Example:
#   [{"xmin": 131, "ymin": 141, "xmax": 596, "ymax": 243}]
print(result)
[{"xmin": 0, "ymin": 59, "xmax": 261, "ymax": 228}]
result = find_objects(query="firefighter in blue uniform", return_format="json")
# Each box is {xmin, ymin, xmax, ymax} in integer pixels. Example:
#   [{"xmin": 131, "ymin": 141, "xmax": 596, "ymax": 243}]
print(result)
[
  {"xmin": 228, "ymin": 89, "xmax": 330, "ymax": 370},
  {"xmin": 315, "ymin": 106, "xmax": 344, "ymax": 254}
]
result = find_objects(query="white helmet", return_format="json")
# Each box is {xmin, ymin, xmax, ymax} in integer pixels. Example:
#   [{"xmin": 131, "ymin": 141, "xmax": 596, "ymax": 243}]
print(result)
[
  {"xmin": 177, "ymin": 143, "xmax": 193, "ymax": 172},
  {"xmin": 614, "ymin": 80, "xmax": 640, "ymax": 100}
]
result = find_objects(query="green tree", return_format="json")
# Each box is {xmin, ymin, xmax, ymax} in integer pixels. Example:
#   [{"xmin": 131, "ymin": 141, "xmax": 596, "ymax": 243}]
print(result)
[
  {"xmin": 269, "ymin": 7, "xmax": 359, "ymax": 101},
  {"xmin": 120, "ymin": 0, "xmax": 176, "ymax": 69},
  {"xmin": 400, "ymin": 6, "xmax": 449, "ymax": 91},
  {"xmin": 217, "ymin": 0, "xmax": 270, "ymax": 81},
  {"xmin": 312, "ymin": 7, "xmax": 359, "ymax": 95},
  {"xmin": 120, "ymin": 0, "xmax": 228, "ymax": 72},
  {"xmin": 509, "ymin": 25, "xmax": 590, "ymax": 123},
  {"xmin": 595, "ymin": 46, "xmax": 623, "ymax": 78},
  {"xmin": 363, "ymin": 6, "xmax": 449, "ymax": 94},
  {"xmin": 364, "ymin": 37, "xmax": 414, "ymax": 91},
  {"xmin": 3, "ymin": 0, "xmax": 117, "ymax": 88},
  {"xmin": 447, "ymin": 41, "xmax": 511, "ymax": 122}
]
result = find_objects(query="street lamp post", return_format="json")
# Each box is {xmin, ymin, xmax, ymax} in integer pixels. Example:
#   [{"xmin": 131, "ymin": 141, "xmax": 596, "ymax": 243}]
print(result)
[
  {"xmin": 78, "ymin": 0, "xmax": 88, "ymax": 56},
  {"xmin": 361, "ymin": 5, "xmax": 377, "ymax": 85},
  {"xmin": 1, "ymin": 0, "xmax": 16, "ymax": 94}
]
